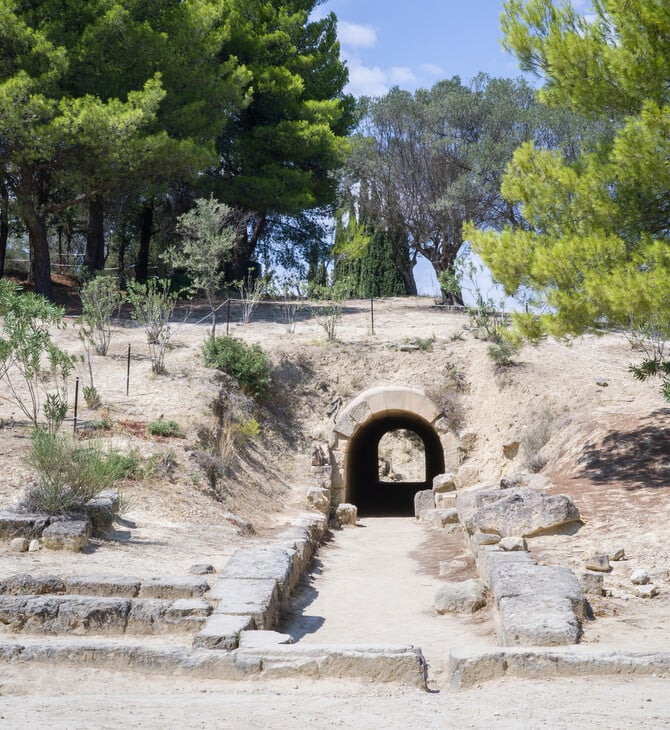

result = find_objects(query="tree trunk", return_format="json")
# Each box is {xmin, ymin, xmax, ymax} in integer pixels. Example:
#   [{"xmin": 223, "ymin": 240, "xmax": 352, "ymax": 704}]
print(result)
[
  {"xmin": 135, "ymin": 203, "xmax": 153, "ymax": 284},
  {"xmin": 27, "ymin": 213, "xmax": 53, "ymax": 300},
  {"xmin": 389, "ymin": 228, "xmax": 417, "ymax": 296},
  {"xmin": 0, "ymin": 182, "xmax": 8, "ymax": 278},
  {"xmin": 227, "ymin": 212, "xmax": 266, "ymax": 282},
  {"xmin": 17, "ymin": 169, "xmax": 53, "ymax": 300},
  {"xmin": 85, "ymin": 195, "xmax": 106, "ymax": 274}
]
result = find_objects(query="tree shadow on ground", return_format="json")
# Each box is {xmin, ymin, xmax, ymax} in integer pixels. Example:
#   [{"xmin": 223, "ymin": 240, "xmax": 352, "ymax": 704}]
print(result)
[{"xmin": 577, "ymin": 408, "xmax": 670, "ymax": 490}]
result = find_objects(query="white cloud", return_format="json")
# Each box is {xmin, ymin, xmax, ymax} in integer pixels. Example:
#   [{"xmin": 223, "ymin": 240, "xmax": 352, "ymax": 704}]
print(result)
[
  {"xmin": 389, "ymin": 66, "xmax": 417, "ymax": 85},
  {"xmin": 421, "ymin": 63, "xmax": 445, "ymax": 78},
  {"xmin": 346, "ymin": 62, "xmax": 389, "ymax": 97},
  {"xmin": 338, "ymin": 21, "xmax": 377, "ymax": 49}
]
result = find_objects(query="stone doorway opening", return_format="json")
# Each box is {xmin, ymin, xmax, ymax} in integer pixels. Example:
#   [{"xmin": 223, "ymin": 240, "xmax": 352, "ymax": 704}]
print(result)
[{"xmin": 330, "ymin": 386, "xmax": 448, "ymax": 517}]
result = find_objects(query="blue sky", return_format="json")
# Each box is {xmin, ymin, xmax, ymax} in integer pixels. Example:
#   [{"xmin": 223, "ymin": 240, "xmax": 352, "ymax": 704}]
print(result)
[{"xmin": 317, "ymin": 1, "xmax": 525, "ymax": 98}]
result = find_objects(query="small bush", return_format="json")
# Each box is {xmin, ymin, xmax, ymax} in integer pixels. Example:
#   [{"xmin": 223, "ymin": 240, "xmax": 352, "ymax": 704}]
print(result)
[
  {"xmin": 83, "ymin": 385, "xmax": 101, "ymax": 410},
  {"xmin": 23, "ymin": 432, "xmax": 135, "ymax": 514},
  {"xmin": 202, "ymin": 336, "xmax": 271, "ymax": 400},
  {"xmin": 147, "ymin": 418, "xmax": 184, "ymax": 438},
  {"xmin": 521, "ymin": 410, "xmax": 554, "ymax": 473}
]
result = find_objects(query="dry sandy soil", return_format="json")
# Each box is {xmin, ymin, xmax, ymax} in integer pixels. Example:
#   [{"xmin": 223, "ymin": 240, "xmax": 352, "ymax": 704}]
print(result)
[{"xmin": 1, "ymin": 293, "xmax": 670, "ymax": 727}]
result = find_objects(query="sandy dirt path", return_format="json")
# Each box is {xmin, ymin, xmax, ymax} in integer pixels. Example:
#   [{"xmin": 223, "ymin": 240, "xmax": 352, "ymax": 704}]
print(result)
[{"xmin": 279, "ymin": 517, "xmax": 497, "ymax": 685}]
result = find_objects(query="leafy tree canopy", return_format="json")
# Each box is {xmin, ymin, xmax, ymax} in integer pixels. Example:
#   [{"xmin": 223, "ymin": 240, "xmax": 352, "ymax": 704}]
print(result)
[{"xmin": 470, "ymin": 0, "xmax": 670, "ymax": 344}]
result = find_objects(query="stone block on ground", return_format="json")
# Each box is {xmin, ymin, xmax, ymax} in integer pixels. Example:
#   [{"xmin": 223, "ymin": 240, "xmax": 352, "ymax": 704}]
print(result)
[
  {"xmin": 0, "ymin": 573, "xmax": 65, "ymax": 596},
  {"xmin": 189, "ymin": 564, "xmax": 215, "ymax": 575},
  {"xmin": 9, "ymin": 538, "xmax": 28, "ymax": 552},
  {"xmin": 434, "ymin": 579, "xmax": 487, "ymax": 614},
  {"xmin": 585, "ymin": 554, "xmax": 611, "ymax": 572},
  {"xmin": 55, "ymin": 596, "xmax": 131, "ymax": 635},
  {"xmin": 41, "ymin": 520, "xmax": 91, "ymax": 552},
  {"xmin": 414, "ymin": 490, "xmax": 435, "ymax": 517},
  {"xmin": 470, "ymin": 532, "xmax": 500, "ymax": 550},
  {"xmin": 431, "ymin": 509, "xmax": 460, "ymax": 528},
  {"xmin": 65, "ymin": 575, "xmax": 141, "ymax": 598},
  {"xmin": 631, "ymin": 569, "xmax": 650, "ymax": 585},
  {"xmin": 499, "ymin": 536, "xmax": 527, "ymax": 552},
  {"xmin": 84, "ymin": 490, "xmax": 119, "ymax": 536},
  {"xmin": 28, "ymin": 540, "xmax": 40, "ymax": 552},
  {"xmin": 192, "ymin": 613, "xmax": 254, "ymax": 650},
  {"xmin": 433, "ymin": 473, "xmax": 456, "ymax": 493},
  {"xmin": 0, "ymin": 511, "xmax": 50, "ymax": 540},
  {"xmin": 221, "ymin": 547, "xmax": 296, "ymax": 599},
  {"xmin": 634, "ymin": 584, "xmax": 659, "ymax": 599},
  {"xmin": 335, "ymin": 503, "xmax": 357, "ymax": 526},
  {"xmin": 210, "ymin": 577, "xmax": 280, "ymax": 630},
  {"xmin": 464, "ymin": 487, "xmax": 581, "ymax": 538},
  {"xmin": 498, "ymin": 595, "xmax": 583, "ymax": 646},
  {"xmin": 581, "ymin": 571, "xmax": 604, "ymax": 597},
  {"xmin": 238, "ymin": 630, "xmax": 294, "ymax": 649},
  {"xmin": 138, "ymin": 576, "xmax": 210, "ymax": 599}
]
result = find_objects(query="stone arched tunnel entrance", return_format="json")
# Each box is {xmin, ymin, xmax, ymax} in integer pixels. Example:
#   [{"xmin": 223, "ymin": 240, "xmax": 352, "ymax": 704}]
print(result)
[{"xmin": 329, "ymin": 386, "xmax": 452, "ymax": 517}]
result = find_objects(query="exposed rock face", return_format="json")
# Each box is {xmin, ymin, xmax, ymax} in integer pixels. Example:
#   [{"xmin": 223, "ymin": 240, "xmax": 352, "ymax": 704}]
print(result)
[
  {"xmin": 461, "ymin": 487, "xmax": 581, "ymax": 538},
  {"xmin": 434, "ymin": 579, "xmax": 487, "ymax": 614}
]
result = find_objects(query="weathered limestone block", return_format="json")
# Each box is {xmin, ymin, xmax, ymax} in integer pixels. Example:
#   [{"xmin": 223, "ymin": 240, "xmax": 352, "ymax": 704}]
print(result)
[
  {"xmin": 306, "ymin": 487, "xmax": 330, "ymax": 514},
  {"xmin": 238, "ymin": 630, "xmax": 294, "ymax": 649},
  {"xmin": 335, "ymin": 502, "xmax": 358, "ymax": 526},
  {"xmin": 581, "ymin": 571, "xmax": 604, "ymax": 597},
  {"xmin": 0, "ymin": 595, "xmax": 131, "ymax": 635},
  {"xmin": 138, "ymin": 576, "xmax": 209, "ymax": 599},
  {"xmin": 0, "ymin": 573, "xmax": 65, "ymax": 595},
  {"xmin": 435, "ymin": 492, "xmax": 456, "ymax": 509},
  {"xmin": 65, "ymin": 575, "xmax": 141, "ymax": 598},
  {"xmin": 167, "ymin": 598, "xmax": 213, "ymax": 620},
  {"xmin": 435, "ymin": 579, "xmax": 487, "ymax": 614},
  {"xmin": 631, "ymin": 569, "xmax": 650, "ymax": 585},
  {"xmin": 210, "ymin": 577, "xmax": 279, "ymax": 630},
  {"xmin": 55, "ymin": 596, "xmax": 131, "ymax": 635},
  {"xmin": 470, "ymin": 532, "xmax": 501, "ymax": 550},
  {"xmin": 635, "ymin": 584, "xmax": 659, "ymax": 599},
  {"xmin": 125, "ymin": 599, "xmax": 167, "ymax": 634},
  {"xmin": 464, "ymin": 487, "xmax": 581, "ymax": 537},
  {"xmin": 188, "ymin": 564, "xmax": 215, "ymax": 576},
  {"xmin": 498, "ymin": 595, "xmax": 582, "ymax": 646},
  {"xmin": 499, "ymin": 536, "xmax": 527, "ymax": 552},
  {"xmin": 414, "ymin": 490, "xmax": 435, "ymax": 517},
  {"xmin": 0, "ymin": 511, "xmax": 50, "ymax": 540},
  {"xmin": 9, "ymin": 538, "xmax": 28, "ymax": 552},
  {"xmin": 221, "ymin": 547, "xmax": 297, "ymax": 600},
  {"xmin": 433, "ymin": 473, "xmax": 456, "ymax": 493},
  {"xmin": 41, "ymin": 520, "xmax": 91, "ymax": 552},
  {"xmin": 192, "ymin": 614, "xmax": 254, "ymax": 650},
  {"xmin": 84, "ymin": 490, "xmax": 119, "ymax": 536},
  {"xmin": 585, "ymin": 554, "xmax": 611, "ymax": 572}
]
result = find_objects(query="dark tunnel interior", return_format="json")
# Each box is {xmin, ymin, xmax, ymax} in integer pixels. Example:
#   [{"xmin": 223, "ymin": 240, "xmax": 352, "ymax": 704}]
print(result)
[{"xmin": 346, "ymin": 412, "xmax": 445, "ymax": 516}]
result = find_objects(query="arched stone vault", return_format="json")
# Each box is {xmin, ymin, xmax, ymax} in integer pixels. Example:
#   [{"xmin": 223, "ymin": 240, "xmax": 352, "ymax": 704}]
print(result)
[{"xmin": 329, "ymin": 385, "xmax": 456, "ymax": 516}]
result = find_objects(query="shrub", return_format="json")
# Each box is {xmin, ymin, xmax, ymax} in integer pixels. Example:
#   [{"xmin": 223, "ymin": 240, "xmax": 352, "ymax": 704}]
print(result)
[
  {"xmin": 79, "ymin": 276, "xmax": 124, "ymax": 356},
  {"xmin": 147, "ymin": 418, "xmax": 184, "ymax": 437},
  {"xmin": 0, "ymin": 280, "xmax": 75, "ymax": 429},
  {"xmin": 23, "ymin": 431, "xmax": 134, "ymax": 514},
  {"xmin": 83, "ymin": 385, "xmax": 101, "ymax": 410},
  {"xmin": 202, "ymin": 336, "xmax": 271, "ymax": 400}
]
